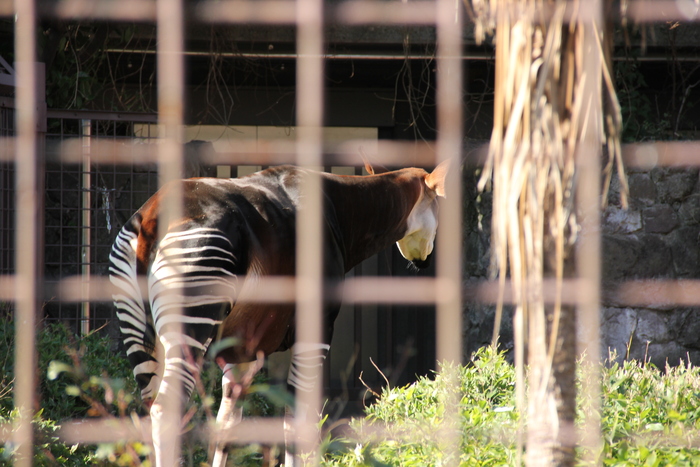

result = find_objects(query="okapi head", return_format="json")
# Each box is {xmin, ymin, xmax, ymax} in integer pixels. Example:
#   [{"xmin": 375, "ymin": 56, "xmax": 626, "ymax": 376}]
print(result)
[{"xmin": 365, "ymin": 158, "xmax": 450, "ymax": 270}]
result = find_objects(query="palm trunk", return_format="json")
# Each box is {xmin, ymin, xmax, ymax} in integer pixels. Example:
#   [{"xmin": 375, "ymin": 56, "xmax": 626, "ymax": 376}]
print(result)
[{"xmin": 471, "ymin": 0, "xmax": 625, "ymax": 465}]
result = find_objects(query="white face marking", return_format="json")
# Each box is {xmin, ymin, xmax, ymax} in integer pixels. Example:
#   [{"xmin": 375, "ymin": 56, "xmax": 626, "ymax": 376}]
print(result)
[{"xmin": 396, "ymin": 190, "xmax": 439, "ymax": 265}]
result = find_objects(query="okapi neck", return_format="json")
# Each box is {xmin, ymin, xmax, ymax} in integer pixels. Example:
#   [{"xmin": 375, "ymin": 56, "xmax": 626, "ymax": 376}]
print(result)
[{"xmin": 323, "ymin": 169, "xmax": 424, "ymax": 271}]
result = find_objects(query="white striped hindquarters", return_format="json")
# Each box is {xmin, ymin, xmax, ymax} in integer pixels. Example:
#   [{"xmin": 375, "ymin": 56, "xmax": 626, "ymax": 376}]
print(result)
[{"xmin": 148, "ymin": 227, "xmax": 239, "ymax": 398}]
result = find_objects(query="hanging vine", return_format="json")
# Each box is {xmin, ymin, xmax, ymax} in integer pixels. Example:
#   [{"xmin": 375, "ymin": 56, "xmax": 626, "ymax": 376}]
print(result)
[{"xmin": 37, "ymin": 21, "xmax": 157, "ymax": 113}]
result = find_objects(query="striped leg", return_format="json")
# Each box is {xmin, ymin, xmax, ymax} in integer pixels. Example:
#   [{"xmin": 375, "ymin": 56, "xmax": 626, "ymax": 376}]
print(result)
[
  {"xmin": 148, "ymin": 228, "xmax": 238, "ymax": 466},
  {"xmin": 149, "ymin": 335, "xmax": 199, "ymax": 467},
  {"xmin": 284, "ymin": 343, "xmax": 330, "ymax": 466},
  {"xmin": 211, "ymin": 363, "xmax": 242, "ymax": 467},
  {"xmin": 109, "ymin": 218, "xmax": 162, "ymax": 402},
  {"xmin": 211, "ymin": 357, "xmax": 268, "ymax": 466}
]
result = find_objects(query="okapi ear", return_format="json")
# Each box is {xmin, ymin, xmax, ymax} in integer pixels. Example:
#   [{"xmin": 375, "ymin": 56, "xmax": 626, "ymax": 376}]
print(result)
[
  {"xmin": 361, "ymin": 150, "xmax": 375, "ymax": 175},
  {"xmin": 360, "ymin": 146, "xmax": 389, "ymax": 175},
  {"xmin": 425, "ymin": 159, "xmax": 450, "ymax": 197}
]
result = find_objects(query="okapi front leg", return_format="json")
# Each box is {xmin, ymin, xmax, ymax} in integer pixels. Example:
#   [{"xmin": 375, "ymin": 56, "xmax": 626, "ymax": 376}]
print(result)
[{"xmin": 284, "ymin": 343, "xmax": 330, "ymax": 466}]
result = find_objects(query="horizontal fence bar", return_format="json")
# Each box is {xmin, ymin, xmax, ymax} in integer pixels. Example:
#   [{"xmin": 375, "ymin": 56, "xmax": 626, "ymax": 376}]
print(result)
[
  {"xmin": 334, "ymin": 0, "xmax": 437, "ymax": 25},
  {"xmin": 609, "ymin": 279, "xmax": 700, "ymax": 309},
  {"xmin": 1, "ymin": 0, "xmax": 695, "ymax": 24},
  {"xmin": 13, "ymin": 138, "xmax": 440, "ymax": 166},
  {"xmin": 8, "ymin": 275, "xmax": 700, "ymax": 309},
  {"xmin": 196, "ymin": 0, "xmax": 297, "ymax": 24},
  {"xmin": 627, "ymin": 0, "xmax": 700, "ymax": 23},
  {"xmin": 200, "ymin": 418, "xmax": 286, "ymax": 445},
  {"xmin": 0, "ymin": 0, "xmax": 688, "ymax": 26},
  {"xmin": 621, "ymin": 141, "xmax": 700, "ymax": 168},
  {"xmin": 42, "ymin": 0, "xmax": 156, "ymax": 20},
  {"xmin": 55, "ymin": 417, "xmax": 152, "ymax": 444},
  {"xmin": 54, "ymin": 416, "xmax": 288, "ymax": 445},
  {"xmin": 11, "ymin": 412, "xmax": 700, "ymax": 451},
  {"xmin": 5, "ymin": 139, "xmax": 700, "ymax": 169},
  {"xmin": 18, "ymin": 276, "xmax": 449, "ymax": 305}
]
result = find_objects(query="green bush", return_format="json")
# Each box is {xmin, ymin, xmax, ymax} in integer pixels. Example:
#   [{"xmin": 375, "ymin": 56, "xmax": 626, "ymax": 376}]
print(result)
[
  {"xmin": 0, "ymin": 321, "xmax": 286, "ymax": 466},
  {"xmin": 0, "ymin": 321, "xmax": 138, "ymax": 421},
  {"xmin": 0, "ymin": 321, "xmax": 139, "ymax": 465},
  {"xmin": 323, "ymin": 347, "xmax": 700, "ymax": 467},
  {"xmin": 6, "ymin": 324, "xmax": 700, "ymax": 466},
  {"xmin": 322, "ymin": 346, "xmax": 518, "ymax": 466},
  {"xmin": 580, "ymin": 357, "xmax": 700, "ymax": 466}
]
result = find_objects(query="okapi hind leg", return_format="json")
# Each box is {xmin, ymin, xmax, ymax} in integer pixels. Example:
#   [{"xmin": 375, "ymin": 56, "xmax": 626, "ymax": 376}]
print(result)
[
  {"xmin": 284, "ymin": 343, "xmax": 330, "ymax": 467},
  {"xmin": 149, "ymin": 338, "xmax": 202, "ymax": 467},
  {"xmin": 210, "ymin": 363, "xmax": 242, "ymax": 467},
  {"xmin": 210, "ymin": 357, "xmax": 265, "ymax": 467}
]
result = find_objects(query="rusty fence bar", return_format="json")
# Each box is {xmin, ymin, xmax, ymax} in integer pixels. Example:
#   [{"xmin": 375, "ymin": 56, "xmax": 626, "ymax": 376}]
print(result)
[
  {"xmin": 153, "ymin": 0, "xmax": 187, "ymax": 463},
  {"xmin": 434, "ymin": 0, "xmax": 464, "ymax": 463},
  {"xmin": 4, "ymin": 0, "xmax": 699, "ymax": 23},
  {"xmin": 576, "ymin": 0, "xmax": 604, "ymax": 460},
  {"xmin": 11, "ymin": 274, "xmax": 700, "ymax": 309},
  {"xmin": 294, "ymin": 0, "xmax": 326, "ymax": 463},
  {"xmin": 9, "ymin": 274, "xmax": 700, "ymax": 309},
  {"xmin": 4, "ymin": 138, "xmax": 700, "ymax": 169},
  {"xmin": 435, "ymin": 0, "xmax": 463, "ymax": 367},
  {"xmin": 12, "ymin": 0, "xmax": 40, "ymax": 465},
  {"xmin": 2, "ymin": 0, "xmax": 697, "ymax": 24}
]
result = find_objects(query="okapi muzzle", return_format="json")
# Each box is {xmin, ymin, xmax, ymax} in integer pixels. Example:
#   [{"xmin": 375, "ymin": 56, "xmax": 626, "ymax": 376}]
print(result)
[{"xmin": 395, "ymin": 161, "xmax": 447, "ymax": 269}]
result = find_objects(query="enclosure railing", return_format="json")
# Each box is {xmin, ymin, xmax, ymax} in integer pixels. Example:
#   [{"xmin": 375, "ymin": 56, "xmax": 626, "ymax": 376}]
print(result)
[{"xmin": 2, "ymin": 0, "xmax": 700, "ymax": 466}]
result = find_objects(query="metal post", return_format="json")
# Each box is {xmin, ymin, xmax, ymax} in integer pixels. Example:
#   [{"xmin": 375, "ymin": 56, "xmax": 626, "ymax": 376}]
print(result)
[
  {"xmin": 576, "ymin": 1, "xmax": 603, "ymax": 462},
  {"xmin": 435, "ymin": 0, "xmax": 464, "ymax": 368},
  {"xmin": 81, "ymin": 119, "xmax": 91, "ymax": 336},
  {"xmin": 156, "ymin": 0, "xmax": 185, "ymax": 463},
  {"xmin": 295, "ymin": 0, "xmax": 325, "ymax": 464},
  {"xmin": 576, "ymin": 2, "xmax": 604, "ymax": 367},
  {"xmin": 435, "ymin": 0, "xmax": 464, "ymax": 463},
  {"xmin": 13, "ymin": 0, "xmax": 39, "ymax": 465}
]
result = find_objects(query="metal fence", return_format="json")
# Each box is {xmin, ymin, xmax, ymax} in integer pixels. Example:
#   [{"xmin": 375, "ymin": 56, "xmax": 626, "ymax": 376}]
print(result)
[
  {"xmin": 2, "ymin": 0, "xmax": 700, "ymax": 466},
  {"xmin": 42, "ymin": 112, "xmax": 161, "ymax": 335}
]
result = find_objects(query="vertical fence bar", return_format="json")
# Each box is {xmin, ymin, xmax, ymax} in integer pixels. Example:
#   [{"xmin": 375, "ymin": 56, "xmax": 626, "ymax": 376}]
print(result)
[
  {"xmin": 435, "ymin": 0, "xmax": 464, "ymax": 367},
  {"xmin": 295, "ymin": 0, "xmax": 325, "ymax": 463},
  {"xmin": 81, "ymin": 119, "xmax": 91, "ymax": 336},
  {"xmin": 13, "ymin": 0, "xmax": 38, "ymax": 465},
  {"xmin": 156, "ymin": 0, "xmax": 185, "ymax": 463},
  {"xmin": 576, "ymin": 0, "xmax": 603, "ymax": 463},
  {"xmin": 435, "ymin": 0, "xmax": 464, "ymax": 463}
]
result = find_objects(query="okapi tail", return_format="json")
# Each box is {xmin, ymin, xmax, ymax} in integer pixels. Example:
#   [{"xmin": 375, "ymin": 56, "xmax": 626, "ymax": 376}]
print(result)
[{"xmin": 109, "ymin": 214, "xmax": 160, "ymax": 401}]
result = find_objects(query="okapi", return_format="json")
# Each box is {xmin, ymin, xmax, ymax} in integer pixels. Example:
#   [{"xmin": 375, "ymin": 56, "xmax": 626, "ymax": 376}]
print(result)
[{"xmin": 109, "ymin": 161, "xmax": 448, "ymax": 466}]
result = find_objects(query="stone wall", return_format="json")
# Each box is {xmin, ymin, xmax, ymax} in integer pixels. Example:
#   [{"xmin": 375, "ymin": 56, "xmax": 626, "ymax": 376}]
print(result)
[
  {"xmin": 462, "ymin": 164, "xmax": 700, "ymax": 367},
  {"xmin": 602, "ymin": 167, "xmax": 700, "ymax": 366}
]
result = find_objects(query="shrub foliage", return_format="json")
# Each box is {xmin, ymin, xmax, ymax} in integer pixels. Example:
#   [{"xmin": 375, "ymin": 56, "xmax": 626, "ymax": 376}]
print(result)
[
  {"xmin": 3, "ymin": 325, "xmax": 700, "ymax": 465},
  {"xmin": 322, "ymin": 347, "xmax": 700, "ymax": 467}
]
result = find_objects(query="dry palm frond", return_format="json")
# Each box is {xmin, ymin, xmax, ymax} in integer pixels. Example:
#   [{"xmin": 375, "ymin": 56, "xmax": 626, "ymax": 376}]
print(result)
[{"xmin": 470, "ymin": 0, "xmax": 627, "ymax": 465}]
